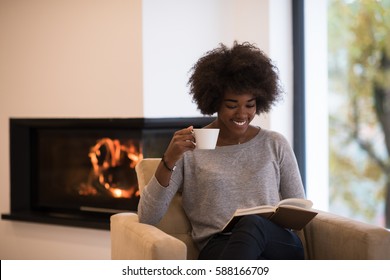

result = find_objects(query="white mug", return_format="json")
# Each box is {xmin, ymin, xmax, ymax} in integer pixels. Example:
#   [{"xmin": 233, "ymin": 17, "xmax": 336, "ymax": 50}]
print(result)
[{"xmin": 193, "ymin": 128, "xmax": 220, "ymax": 149}]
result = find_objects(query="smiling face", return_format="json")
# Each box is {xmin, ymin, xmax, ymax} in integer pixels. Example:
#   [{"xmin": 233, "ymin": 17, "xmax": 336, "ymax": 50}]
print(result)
[{"xmin": 215, "ymin": 90, "xmax": 257, "ymax": 143}]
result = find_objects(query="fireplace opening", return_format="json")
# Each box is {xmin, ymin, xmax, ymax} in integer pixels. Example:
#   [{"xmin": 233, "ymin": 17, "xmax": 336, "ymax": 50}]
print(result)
[
  {"xmin": 35, "ymin": 127, "xmax": 142, "ymax": 214},
  {"xmin": 2, "ymin": 117, "xmax": 214, "ymax": 229}
]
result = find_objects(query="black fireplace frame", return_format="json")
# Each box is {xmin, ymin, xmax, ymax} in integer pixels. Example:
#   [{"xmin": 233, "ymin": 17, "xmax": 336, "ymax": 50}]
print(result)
[{"xmin": 1, "ymin": 117, "xmax": 215, "ymax": 230}]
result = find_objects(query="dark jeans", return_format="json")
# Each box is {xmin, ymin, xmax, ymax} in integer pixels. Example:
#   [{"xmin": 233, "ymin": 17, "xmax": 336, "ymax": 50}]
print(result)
[{"xmin": 198, "ymin": 215, "xmax": 304, "ymax": 260}]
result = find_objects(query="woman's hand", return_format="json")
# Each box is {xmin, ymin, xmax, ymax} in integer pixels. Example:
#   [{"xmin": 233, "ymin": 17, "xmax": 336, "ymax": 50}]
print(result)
[
  {"xmin": 162, "ymin": 126, "xmax": 196, "ymax": 168},
  {"xmin": 155, "ymin": 126, "xmax": 195, "ymax": 187}
]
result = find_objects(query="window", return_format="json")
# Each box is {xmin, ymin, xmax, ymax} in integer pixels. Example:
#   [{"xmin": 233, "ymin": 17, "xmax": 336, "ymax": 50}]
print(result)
[{"xmin": 295, "ymin": 0, "xmax": 390, "ymax": 228}]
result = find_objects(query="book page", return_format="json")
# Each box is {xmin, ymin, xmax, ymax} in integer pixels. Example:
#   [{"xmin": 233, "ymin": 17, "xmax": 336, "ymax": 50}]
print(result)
[
  {"xmin": 277, "ymin": 198, "xmax": 313, "ymax": 209},
  {"xmin": 223, "ymin": 199, "xmax": 318, "ymax": 233},
  {"xmin": 234, "ymin": 205, "xmax": 275, "ymax": 216}
]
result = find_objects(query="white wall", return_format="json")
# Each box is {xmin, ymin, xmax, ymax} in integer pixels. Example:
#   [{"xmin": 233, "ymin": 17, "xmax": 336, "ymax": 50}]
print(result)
[
  {"xmin": 0, "ymin": 0, "xmax": 142, "ymax": 260},
  {"xmin": 269, "ymin": 0, "xmax": 293, "ymax": 142},
  {"xmin": 142, "ymin": 0, "xmax": 272, "ymax": 119},
  {"xmin": 0, "ymin": 0, "xmax": 293, "ymax": 259},
  {"xmin": 305, "ymin": 0, "xmax": 329, "ymax": 210}
]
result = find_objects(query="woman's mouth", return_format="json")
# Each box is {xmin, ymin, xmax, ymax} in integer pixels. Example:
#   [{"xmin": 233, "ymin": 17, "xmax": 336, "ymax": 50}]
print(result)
[{"xmin": 233, "ymin": 120, "xmax": 247, "ymax": 126}]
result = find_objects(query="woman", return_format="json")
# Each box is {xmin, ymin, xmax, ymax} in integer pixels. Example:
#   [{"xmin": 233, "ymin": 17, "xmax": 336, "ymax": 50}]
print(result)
[{"xmin": 138, "ymin": 41, "xmax": 305, "ymax": 260}]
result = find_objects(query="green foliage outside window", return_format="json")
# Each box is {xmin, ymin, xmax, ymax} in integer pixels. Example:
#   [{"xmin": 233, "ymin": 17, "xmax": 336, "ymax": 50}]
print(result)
[{"xmin": 328, "ymin": 0, "xmax": 390, "ymax": 228}]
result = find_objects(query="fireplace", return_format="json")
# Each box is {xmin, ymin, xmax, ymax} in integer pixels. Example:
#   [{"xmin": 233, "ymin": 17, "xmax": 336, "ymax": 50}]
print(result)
[{"xmin": 2, "ymin": 117, "xmax": 214, "ymax": 230}]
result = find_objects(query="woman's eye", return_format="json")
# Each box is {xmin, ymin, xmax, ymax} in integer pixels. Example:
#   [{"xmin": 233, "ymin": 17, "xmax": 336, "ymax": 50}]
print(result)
[
  {"xmin": 225, "ymin": 103, "xmax": 255, "ymax": 109},
  {"xmin": 226, "ymin": 105, "xmax": 237, "ymax": 109}
]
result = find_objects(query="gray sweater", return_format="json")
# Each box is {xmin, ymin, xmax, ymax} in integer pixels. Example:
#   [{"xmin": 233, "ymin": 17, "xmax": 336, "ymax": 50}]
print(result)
[{"xmin": 138, "ymin": 128, "xmax": 305, "ymax": 250}]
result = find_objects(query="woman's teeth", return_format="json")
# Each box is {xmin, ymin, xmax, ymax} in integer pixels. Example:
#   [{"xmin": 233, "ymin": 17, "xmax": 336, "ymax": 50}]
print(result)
[{"xmin": 233, "ymin": 120, "xmax": 246, "ymax": 126}]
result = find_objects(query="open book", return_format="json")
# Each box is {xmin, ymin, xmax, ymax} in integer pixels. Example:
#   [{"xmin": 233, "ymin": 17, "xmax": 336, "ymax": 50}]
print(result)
[{"xmin": 222, "ymin": 198, "xmax": 318, "ymax": 232}]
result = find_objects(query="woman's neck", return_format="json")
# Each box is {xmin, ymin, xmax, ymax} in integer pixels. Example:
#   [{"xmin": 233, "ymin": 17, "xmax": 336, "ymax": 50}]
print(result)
[{"xmin": 207, "ymin": 121, "xmax": 259, "ymax": 146}]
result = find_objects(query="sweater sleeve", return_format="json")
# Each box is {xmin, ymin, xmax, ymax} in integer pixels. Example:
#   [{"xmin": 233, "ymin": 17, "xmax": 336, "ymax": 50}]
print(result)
[
  {"xmin": 275, "ymin": 133, "xmax": 305, "ymax": 199},
  {"xmin": 137, "ymin": 161, "xmax": 183, "ymax": 225}
]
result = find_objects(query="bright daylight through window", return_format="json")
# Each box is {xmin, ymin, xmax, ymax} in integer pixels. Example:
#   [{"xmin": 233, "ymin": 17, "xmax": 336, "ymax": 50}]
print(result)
[{"xmin": 305, "ymin": 0, "xmax": 390, "ymax": 229}]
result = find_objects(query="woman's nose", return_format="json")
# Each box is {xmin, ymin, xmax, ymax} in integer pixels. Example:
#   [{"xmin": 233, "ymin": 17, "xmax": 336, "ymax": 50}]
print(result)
[{"xmin": 235, "ymin": 106, "xmax": 247, "ymax": 117}]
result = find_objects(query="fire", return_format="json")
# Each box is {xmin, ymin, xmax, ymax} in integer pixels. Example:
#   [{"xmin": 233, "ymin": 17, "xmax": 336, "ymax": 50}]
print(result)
[{"xmin": 80, "ymin": 138, "xmax": 143, "ymax": 198}]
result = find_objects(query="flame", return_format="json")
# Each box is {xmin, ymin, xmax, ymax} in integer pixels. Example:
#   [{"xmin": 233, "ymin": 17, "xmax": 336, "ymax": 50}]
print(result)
[
  {"xmin": 83, "ymin": 138, "xmax": 143, "ymax": 198},
  {"xmin": 109, "ymin": 188, "xmax": 135, "ymax": 198},
  {"xmin": 112, "ymin": 188, "xmax": 123, "ymax": 198}
]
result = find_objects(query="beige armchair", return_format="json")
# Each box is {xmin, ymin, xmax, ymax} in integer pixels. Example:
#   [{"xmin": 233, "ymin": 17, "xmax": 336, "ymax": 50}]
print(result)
[{"xmin": 111, "ymin": 158, "xmax": 390, "ymax": 260}]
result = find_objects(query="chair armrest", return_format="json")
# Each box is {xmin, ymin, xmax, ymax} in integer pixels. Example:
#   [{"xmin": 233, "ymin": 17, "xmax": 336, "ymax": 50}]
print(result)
[
  {"xmin": 110, "ymin": 213, "xmax": 187, "ymax": 260},
  {"xmin": 303, "ymin": 210, "xmax": 390, "ymax": 259}
]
